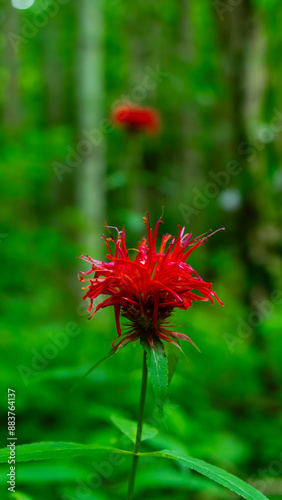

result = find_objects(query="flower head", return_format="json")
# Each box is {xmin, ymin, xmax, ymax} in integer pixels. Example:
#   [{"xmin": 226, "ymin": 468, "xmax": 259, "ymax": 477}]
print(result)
[
  {"xmin": 79, "ymin": 215, "xmax": 223, "ymax": 351},
  {"xmin": 112, "ymin": 103, "xmax": 160, "ymax": 134}
]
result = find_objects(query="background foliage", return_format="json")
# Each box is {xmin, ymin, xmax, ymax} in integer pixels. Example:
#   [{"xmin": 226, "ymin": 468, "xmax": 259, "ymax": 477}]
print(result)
[{"xmin": 0, "ymin": 0, "xmax": 282, "ymax": 499}]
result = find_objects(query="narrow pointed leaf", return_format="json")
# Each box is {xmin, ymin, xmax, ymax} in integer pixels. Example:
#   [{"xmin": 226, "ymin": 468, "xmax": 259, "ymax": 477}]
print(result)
[
  {"xmin": 142, "ymin": 338, "xmax": 168, "ymax": 417},
  {"xmin": 145, "ymin": 450, "xmax": 269, "ymax": 500},
  {"xmin": 0, "ymin": 442, "xmax": 133, "ymax": 464},
  {"xmin": 111, "ymin": 414, "xmax": 158, "ymax": 443}
]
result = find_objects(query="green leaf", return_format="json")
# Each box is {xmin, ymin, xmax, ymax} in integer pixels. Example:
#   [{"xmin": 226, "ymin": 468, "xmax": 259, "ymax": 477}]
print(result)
[
  {"xmin": 146, "ymin": 450, "xmax": 269, "ymax": 500},
  {"xmin": 142, "ymin": 338, "xmax": 168, "ymax": 417},
  {"xmin": 0, "ymin": 443, "xmax": 269, "ymax": 499},
  {"xmin": 134, "ymin": 466, "xmax": 221, "ymax": 493},
  {"xmin": 0, "ymin": 442, "xmax": 132, "ymax": 464},
  {"xmin": 164, "ymin": 340, "xmax": 180, "ymax": 384},
  {"xmin": 10, "ymin": 493, "xmax": 36, "ymax": 500},
  {"xmin": 111, "ymin": 414, "xmax": 158, "ymax": 443}
]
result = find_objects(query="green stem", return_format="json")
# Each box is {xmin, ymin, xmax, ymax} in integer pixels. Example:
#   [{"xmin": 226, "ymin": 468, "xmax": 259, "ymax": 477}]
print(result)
[{"xmin": 127, "ymin": 349, "xmax": 148, "ymax": 500}]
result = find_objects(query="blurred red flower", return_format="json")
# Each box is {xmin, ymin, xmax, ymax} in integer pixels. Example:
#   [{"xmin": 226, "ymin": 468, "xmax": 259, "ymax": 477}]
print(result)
[
  {"xmin": 112, "ymin": 103, "xmax": 160, "ymax": 134},
  {"xmin": 79, "ymin": 215, "xmax": 224, "ymax": 351}
]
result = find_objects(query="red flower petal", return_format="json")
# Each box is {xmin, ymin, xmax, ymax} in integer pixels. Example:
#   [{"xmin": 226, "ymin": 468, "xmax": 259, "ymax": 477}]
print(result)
[
  {"xmin": 112, "ymin": 104, "xmax": 160, "ymax": 134},
  {"xmin": 79, "ymin": 216, "xmax": 224, "ymax": 349}
]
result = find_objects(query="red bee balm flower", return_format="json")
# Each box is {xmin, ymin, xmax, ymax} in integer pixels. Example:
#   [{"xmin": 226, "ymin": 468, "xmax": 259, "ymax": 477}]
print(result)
[
  {"xmin": 79, "ymin": 215, "xmax": 224, "ymax": 352},
  {"xmin": 112, "ymin": 104, "xmax": 160, "ymax": 134}
]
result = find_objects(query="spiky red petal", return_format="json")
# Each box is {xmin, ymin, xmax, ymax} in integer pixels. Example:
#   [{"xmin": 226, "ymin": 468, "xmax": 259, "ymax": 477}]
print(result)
[{"xmin": 78, "ymin": 215, "xmax": 224, "ymax": 349}]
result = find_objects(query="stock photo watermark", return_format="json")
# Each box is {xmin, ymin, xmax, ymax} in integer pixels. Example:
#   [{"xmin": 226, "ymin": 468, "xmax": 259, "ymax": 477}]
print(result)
[
  {"xmin": 213, "ymin": 0, "xmax": 243, "ymax": 22},
  {"xmin": 179, "ymin": 160, "xmax": 242, "ymax": 224},
  {"xmin": 7, "ymin": 389, "xmax": 16, "ymax": 494},
  {"xmin": 17, "ymin": 322, "xmax": 82, "ymax": 386},
  {"xmin": 16, "ymin": 294, "xmax": 101, "ymax": 386},
  {"xmin": 233, "ymin": 451, "xmax": 282, "ymax": 499},
  {"xmin": 223, "ymin": 289, "xmax": 282, "ymax": 352},
  {"xmin": 52, "ymin": 64, "xmax": 169, "ymax": 182},
  {"xmin": 61, "ymin": 398, "xmax": 179, "ymax": 500},
  {"xmin": 249, "ymin": 452, "xmax": 282, "ymax": 496},
  {"xmin": 7, "ymin": 0, "xmax": 70, "ymax": 53},
  {"xmin": 179, "ymin": 108, "xmax": 282, "ymax": 224}
]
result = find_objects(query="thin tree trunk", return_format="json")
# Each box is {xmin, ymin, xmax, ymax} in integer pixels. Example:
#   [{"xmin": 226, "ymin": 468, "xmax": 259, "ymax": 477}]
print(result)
[
  {"xmin": 214, "ymin": 0, "xmax": 279, "ymax": 465},
  {"xmin": 125, "ymin": 1, "xmax": 152, "ymax": 217},
  {"xmin": 2, "ymin": 3, "xmax": 21, "ymax": 128},
  {"xmin": 75, "ymin": 0, "xmax": 106, "ymax": 255},
  {"xmin": 178, "ymin": 0, "xmax": 200, "ymax": 189},
  {"xmin": 42, "ymin": 17, "xmax": 64, "ymax": 125}
]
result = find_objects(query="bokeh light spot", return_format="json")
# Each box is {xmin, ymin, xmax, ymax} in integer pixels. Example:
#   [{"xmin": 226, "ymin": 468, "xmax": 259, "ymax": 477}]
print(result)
[
  {"xmin": 218, "ymin": 188, "xmax": 242, "ymax": 212},
  {"xmin": 11, "ymin": 0, "xmax": 35, "ymax": 10}
]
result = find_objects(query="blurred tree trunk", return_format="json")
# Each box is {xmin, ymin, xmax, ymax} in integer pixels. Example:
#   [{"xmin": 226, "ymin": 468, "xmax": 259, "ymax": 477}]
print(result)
[
  {"xmin": 42, "ymin": 17, "xmax": 64, "ymax": 125},
  {"xmin": 125, "ymin": 3, "xmax": 149, "ymax": 219},
  {"xmin": 213, "ymin": 1, "xmax": 263, "ymax": 290},
  {"xmin": 219, "ymin": 2, "xmax": 276, "ymax": 297},
  {"xmin": 178, "ymin": 0, "xmax": 200, "ymax": 193},
  {"xmin": 213, "ymin": 0, "xmax": 279, "ymax": 457},
  {"xmin": 1, "ymin": 3, "xmax": 21, "ymax": 128},
  {"xmin": 75, "ymin": 0, "xmax": 106, "ymax": 255}
]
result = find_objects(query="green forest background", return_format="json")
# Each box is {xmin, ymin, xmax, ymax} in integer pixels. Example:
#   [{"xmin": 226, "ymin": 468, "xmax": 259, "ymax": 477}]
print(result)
[{"xmin": 1, "ymin": 0, "xmax": 282, "ymax": 499}]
